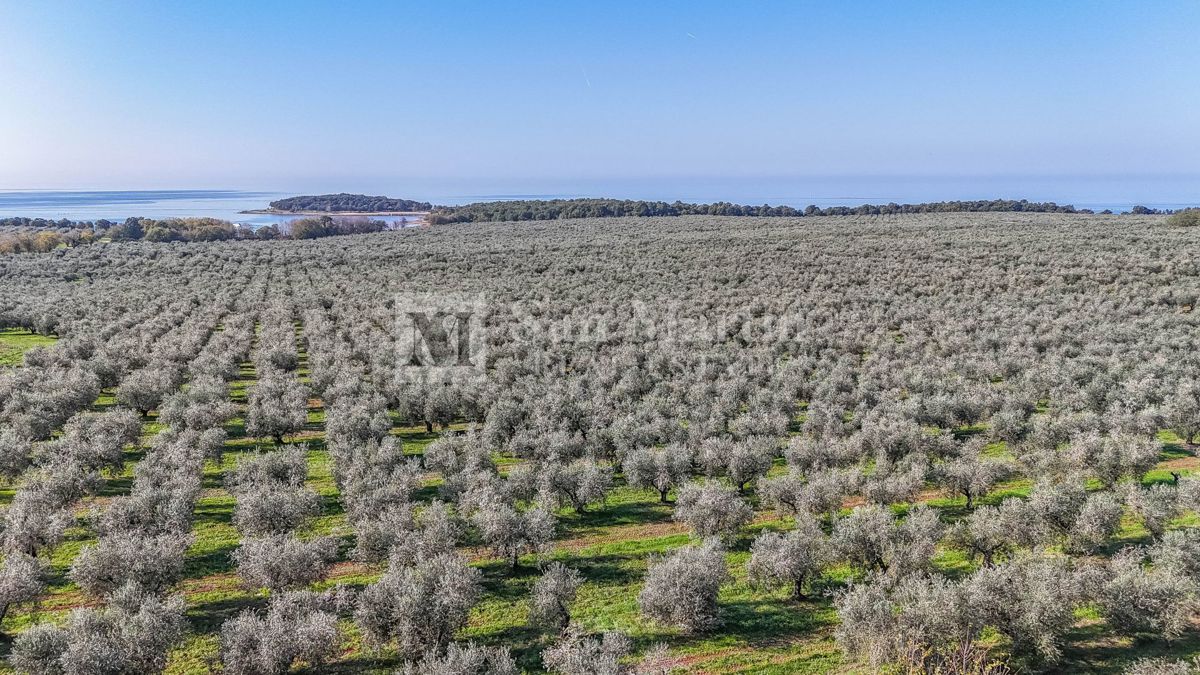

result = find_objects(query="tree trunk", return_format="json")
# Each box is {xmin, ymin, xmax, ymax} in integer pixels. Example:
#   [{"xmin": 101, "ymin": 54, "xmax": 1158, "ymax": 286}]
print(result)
[
  {"xmin": 659, "ymin": 488, "xmax": 670, "ymax": 503},
  {"xmin": 425, "ymin": 419, "xmax": 433, "ymax": 433},
  {"xmin": 273, "ymin": 433, "xmax": 283, "ymax": 445},
  {"xmin": 792, "ymin": 577, "xmax": 806, "ymax": 600},
  {"xmin": 964, "ymin": 490, "xmax": 973, "ymax": 509},
  {"xmin": 556, "ymin": 601, "xmax": 570, "ymax": 633}
]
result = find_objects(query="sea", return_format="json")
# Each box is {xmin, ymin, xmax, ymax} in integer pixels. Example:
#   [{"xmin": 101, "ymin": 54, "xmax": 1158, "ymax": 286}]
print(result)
[
  {"xmin": 1, "ymin": 176, "xmax": 1197, "ymax": 230},
  {"xmin": 0, "ymin": 190, "xmax": 417, "ymax": 230}
]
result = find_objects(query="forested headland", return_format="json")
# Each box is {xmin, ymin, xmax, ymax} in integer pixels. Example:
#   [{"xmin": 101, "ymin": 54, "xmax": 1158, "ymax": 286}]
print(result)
[
  {"xmin": 264, "ymin": 193, "xmax": 433, "ymax": 213},
  {"xmin": 427, "ymin": 197, "xmax": 1095, "ymax": 224}
]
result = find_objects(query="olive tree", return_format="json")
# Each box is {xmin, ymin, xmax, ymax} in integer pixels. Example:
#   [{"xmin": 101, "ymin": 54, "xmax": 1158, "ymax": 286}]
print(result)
[
  {"xmin": 1069, "ymin": 432, "xmax": 1160, "ymax": 488},
  {"xmin": 0, "ymin": 428, "xmax": 32, "ymax": 483},
  {"xmin": 747, "ymin": 515, "xmax": 830, "ymax": 599},
  {"xmin": 834, "ymin": 574, "xmax": 977, "ymax": 671},
  {"xmin": 1166, "ymin": 381, "xmax": 1200, "ymax": 446},
  {"xmin": 833, "ymin": 504, "xmax": 942, "ymax": 578},
  {"xmin": 400, "ymin": 642, "xmax": 518, "ymax": 675},
  {"xmin": 724, "ymin": 436, "xmax": 777, "ymax": 493},
  {"xmin": 1123, "ymin": 658, "xmax": 1200, "ymax": 675},
  {"xmin": 762, "ymin": 467, "xmax": 859, "ymax": 521},
  {"xmin": 1149, "ymin": 528, "xmax": 1200, "ymax": 576},
  {"xmin": 622, "ymin": 443, "xmax": 693, "ymax": 503},
  {"xmin": 355, "ymin": 553, "xmax": 482, "ymax": 657},
  {"xmin": 1097, "ymin": 547, "xmax": 1199, "ymax": 641},
  {"xmin": 231, "ymin": 485, "xmax": 322, "ymax": 536},
  {"xmin": 529, "ymin": 562, "xmax": 584, "ymax": 633},
  {"xmin": 115, "ymin": 367, "xmax": 179, "ymax": 415},
  {"xmin": 69, "ymin": 532, "xmax": 190, "ymax": 597},
  {"xmin": 2, "ymin": 490, "xmax": 74, "ymax": 557},
  {"xmin": 1125, "ymin": 483, "xmax": 1183, "ymax": 540},
  {"xmin": 245, "ymin": 371, "xmax": 309, "ymax": 444},
  {"xmin": 963, "ymin": 554, "xmax": 1085, "ymax": 665},
  {"xmin": 862, "ymin": 455, "xmax": 928, "ymax": 506},
  {"xmin": 354, "ymin": 500, "xmax": 461, "ymax": 566},
  {"xmin": 1068, "ymin": 491, "xmax": 1124, "ymax": 553},
  {"xmin": 11, "ymin": 584, "xmax": 186, "ymax": 675},
  {"xmin": 936, "ymin": 442, "xmax": 1012, "ymax": 509},
  {"xmin": 541, "ymin": 629, "xmax": 631, "ymax": 675},
  {"xmin": 473, "ymin": 502, "xmax": 556, "ymax": 569},
  {"xmin": 673, "ymin": 480, "xmax": 753, "ymax": 540},
  {"xmin": 538, "ymin": 459, "xmax": 613, "ymax": 513},
  {"xmin": 233, "ymin": 535, "xmax": 337, "ymax": 592},
  {"xmin": 220, "ymin": 589, "xmax": 345, "ymax": 675},
  {"xmin": 949, "ymin": 502, "xmax": 1024, "ymax": 565},
  {"xmin": 0, "ymin": 553, "xmax": 46, "ymax": 629}
]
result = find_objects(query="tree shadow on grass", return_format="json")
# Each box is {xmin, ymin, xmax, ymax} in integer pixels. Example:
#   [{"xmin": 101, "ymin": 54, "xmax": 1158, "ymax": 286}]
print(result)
[
  {"xmin": 672, "ymin": 597, "xmax": 837, "ymax": 650},
  {"xmin": 1060, "ymin": 624, "xmax": 1200, "ymax": 674},
  {"xmin": 0, "ymin": 633, "xmax": 15, "ymax": 659},
  {"xmin": 558, "ymin": 500, "xmax": 673, "ymax": 535},
  {"xmin": 224, "ymin": 418, "xmax": 248, "ymax": 440},
  {"xmin": 469, "ymin": 624, "xmax": 551, "ymax": 672},
  {"xmin": 300, "ymin": 652, "xmax": 404, "ymax": 674},
  {"xmin": 187, "ymin": 595, "xmax": 261, "ymax": 633},
  {"xmin": 411, "ymin": 483, "xmax": 441, "ymax": 503},
  {"xmin": 565, "ymin": 554, "xmax": 645, "ymax": 587},
  {"xmin": 183, "ymin": 545, "xmax": 238, "ymax": 578},
  {"xmin": 192, "ymin": 499, "xmax": 234, "ymax": 525},
  {"xmin": 96, "ymin": 475, "xmax": 135, "ymax": 497}
]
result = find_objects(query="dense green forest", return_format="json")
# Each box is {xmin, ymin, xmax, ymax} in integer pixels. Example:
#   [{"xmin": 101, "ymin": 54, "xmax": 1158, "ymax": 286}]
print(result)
[
  {"xmin": 267, "ymin": 193, "xmax": 433, "ymax": 212},
  {"xmin": 427, "ymin": 197, "xmax": 1095, "ymax": 224}
]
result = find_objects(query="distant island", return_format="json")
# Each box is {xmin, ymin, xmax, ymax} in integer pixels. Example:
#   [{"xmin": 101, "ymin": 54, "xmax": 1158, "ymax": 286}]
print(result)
[{"xmin": 241, "ymin": 193, "xmax": 433, "ymax": 215}]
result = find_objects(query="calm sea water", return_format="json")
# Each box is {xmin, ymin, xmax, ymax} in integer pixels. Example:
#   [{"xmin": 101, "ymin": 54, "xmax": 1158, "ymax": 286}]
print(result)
[
  {"xmin": 0, "ymin": 190, "xmax": 422, "ymax": 229},
  {"xmin": 1, "ymin": 177, "xmax": 1197, "ymax": 230}
]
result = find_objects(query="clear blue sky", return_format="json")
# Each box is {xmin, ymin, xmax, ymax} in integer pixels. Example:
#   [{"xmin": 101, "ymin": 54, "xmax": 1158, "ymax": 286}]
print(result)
[{"xmin": 1, "ymin": 1, "xmax": 1197, "ymax": 195}]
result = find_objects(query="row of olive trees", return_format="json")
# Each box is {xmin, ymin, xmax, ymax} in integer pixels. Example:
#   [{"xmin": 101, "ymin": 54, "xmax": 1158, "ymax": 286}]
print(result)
[{"xmin": 7, "ymin": 312, "xmax": 248, "ymax": 674}]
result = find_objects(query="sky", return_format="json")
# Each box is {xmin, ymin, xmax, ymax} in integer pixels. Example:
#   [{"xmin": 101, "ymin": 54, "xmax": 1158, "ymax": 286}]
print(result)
[{"xmin": 0, "ymin": 1, "xmax": 1198, "ymax": 197}]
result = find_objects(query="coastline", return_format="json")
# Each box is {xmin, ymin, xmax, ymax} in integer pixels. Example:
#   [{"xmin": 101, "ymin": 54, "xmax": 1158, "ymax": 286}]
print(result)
[{"xmin": 239, "ymin": 209, "xmax": 431, "ymax": 217}]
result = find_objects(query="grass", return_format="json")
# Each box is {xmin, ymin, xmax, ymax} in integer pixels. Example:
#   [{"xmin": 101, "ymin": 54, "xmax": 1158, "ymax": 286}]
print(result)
[{"xmin": 0, "ymin": 329, "xmax": 56, "ymax": 367}]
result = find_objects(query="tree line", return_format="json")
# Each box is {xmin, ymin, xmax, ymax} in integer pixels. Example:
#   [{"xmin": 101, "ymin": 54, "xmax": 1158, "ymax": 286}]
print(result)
[
  {"xmin": 427, "ymin": 197, "xmax": 1094, "ymax": 224},
  {"xmin": 0, "ymin": 216, "xmax": 392, "ymax": 254}
]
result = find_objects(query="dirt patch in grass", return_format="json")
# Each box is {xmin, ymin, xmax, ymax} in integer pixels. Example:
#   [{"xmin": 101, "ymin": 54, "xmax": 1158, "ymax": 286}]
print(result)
[{"xmin": 1159, "ymin": 456, "xmax": 1200, "ymax": 471}]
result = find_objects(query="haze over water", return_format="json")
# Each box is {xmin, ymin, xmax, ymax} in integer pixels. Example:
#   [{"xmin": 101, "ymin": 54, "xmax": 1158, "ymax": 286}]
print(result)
[{"xmin": 1, "ymin": 174, "xmax": 1197, "ymax": 226}]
